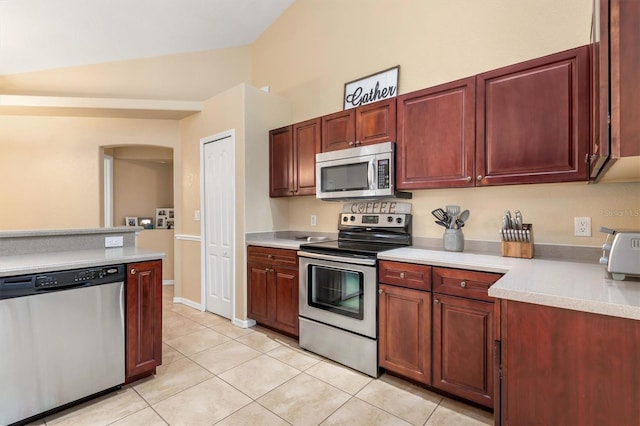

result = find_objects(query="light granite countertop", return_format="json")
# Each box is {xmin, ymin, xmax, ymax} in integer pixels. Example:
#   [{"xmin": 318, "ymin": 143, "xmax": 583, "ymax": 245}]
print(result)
[
  {"xmin": 246, "ymin": 231, "xmax": 336, "ymax": 251},
  {"xmin": 379, "ymin": 247, "xmax": 640, "ymax": 321},
  {"xmin": 0, "ymin": 247, "xmax": 165, "ymax": 277}
]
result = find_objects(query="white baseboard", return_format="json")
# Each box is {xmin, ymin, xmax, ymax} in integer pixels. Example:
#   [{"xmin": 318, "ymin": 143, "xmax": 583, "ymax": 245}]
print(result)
[
  {"xmin": 233, "ymin": 318, "xmax": 257, "ymax": 329},
  {"xmin": 172, "ymin": 297, "xmax": 202, "ymax": 311},
  {"xmin": 162, "ymin": 280, "xmax": 175, "ymax": 286}
]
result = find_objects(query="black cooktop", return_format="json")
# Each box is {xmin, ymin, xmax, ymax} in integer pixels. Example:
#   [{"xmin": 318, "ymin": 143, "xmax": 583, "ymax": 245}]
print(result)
[{"xmin": 299, "ymin": 239, "xmax": 407, "ymax": 258}]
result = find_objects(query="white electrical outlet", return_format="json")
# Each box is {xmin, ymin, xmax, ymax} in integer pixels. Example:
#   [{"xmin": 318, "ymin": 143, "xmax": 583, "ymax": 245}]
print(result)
[
  {"xmin": 310, "ymin": 214, "xmax": 317, "ymax": 226},
  {"xmin": 105, "ymin": 236, "xmax": 124, "ymax": 247},
  {"xmin": 574, "ymin": 217, "xmax": 591, "ymax": 237},
  {"xmin": 194, "ymin": 210, "xmax": 201, "ymax": 221}
]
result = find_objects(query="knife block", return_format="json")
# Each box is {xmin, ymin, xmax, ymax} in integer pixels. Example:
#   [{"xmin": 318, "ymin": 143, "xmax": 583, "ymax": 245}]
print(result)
[{"xmin": 501, "ymin": 224, "xmax": 534, "ymax": 259}]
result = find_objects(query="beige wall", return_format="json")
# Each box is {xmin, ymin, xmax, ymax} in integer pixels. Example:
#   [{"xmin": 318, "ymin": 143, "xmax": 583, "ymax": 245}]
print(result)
[
  {"xmin": 252, "ymin": 0, "xmax": 593, "ymax": 122},
  {"xmin": 177, "ymin": 84, "xmax": 291, "ymax": 317},
  {"xmin": 137, "ymin": 229, "xmax": 175, "ymax": 281},
  {"xmin": 251, "ymin": 0, "xmax": 639, "ymax": 246},
  {"xmin": 0, "ymin": 115, "xmax": 179, "ymax": 230}
]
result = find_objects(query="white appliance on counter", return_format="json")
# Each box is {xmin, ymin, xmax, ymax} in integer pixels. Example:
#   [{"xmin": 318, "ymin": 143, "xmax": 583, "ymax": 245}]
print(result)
[{"xmin": 0, "ymin": 265, "xmax": 125, "ymax": 425}]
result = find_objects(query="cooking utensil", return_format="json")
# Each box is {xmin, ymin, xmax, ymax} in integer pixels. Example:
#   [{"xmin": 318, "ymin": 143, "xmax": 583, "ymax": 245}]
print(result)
[
  {"xmin": 446, "ymin": 205, "xmax": 460, "ymax": 218},
  {"xmin": 435, "ymin": 220, "xmax": 449, "ymax": 228},
  {"xmin": 432, "ymin": 208, "xmax": 448, "ymax": 222},
  {"xmin": 457, "ymin": 209, "xmax": 470, "ymax": 226}
]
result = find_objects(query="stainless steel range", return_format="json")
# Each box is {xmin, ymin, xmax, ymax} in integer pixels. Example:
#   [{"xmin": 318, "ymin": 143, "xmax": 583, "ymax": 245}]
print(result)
[{"xmin": 298, "ymin": 206, "xmax": 411, "ymax": 377}]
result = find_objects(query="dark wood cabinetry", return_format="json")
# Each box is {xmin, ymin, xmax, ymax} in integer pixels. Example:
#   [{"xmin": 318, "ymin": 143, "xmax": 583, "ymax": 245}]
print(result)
[
  {"xmin": 590, "ymin": 0, "xmax": 640, "ymax": 179},
  {"xmin": 247, "ymin": 246, "xmax": 299, "ymax": 337},
  {"xmin": 396, "ymin": 77, "xmax": 476, "ymax": 189},
  {"xmin": 378, "ymin": 283, "xmax": 432, "ymax": 384},
  {"xmin": 500, "ymin": 300, "xmax": 640, "ymax": 425},
  {"xmin": 476, "ymin": 46, "xmax": 590, "ymax": 186},
  {"xmin": 432, "ymin": 294, "xmax": 494, "ymax": 408},
  {"xmin": 269, "ymin": 118, "xmax": 320, "ymax": 197},
  {"xmin": 125, "ymin": 259, "xmax": 162, "ymax": 383},
  {"xmin": 432, "ymin": 267, "xmax": 501, "ymax": 409},
  {"xmin": 378, "ymin": 261, "xmax": 432, "ymax": 384},
  {"xmin": 321, "ymin": 99, "xmax": 396, "ymax": 152}
]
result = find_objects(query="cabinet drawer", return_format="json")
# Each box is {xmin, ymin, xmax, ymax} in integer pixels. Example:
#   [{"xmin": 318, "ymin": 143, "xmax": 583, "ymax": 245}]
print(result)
[
  {"xmin": 432, "ymin": 267, "xmax": 501, "ymax": 302},
  {"xmin": 378, "ymin": 261, "xmax": 431, "ymax": 291},
  {"xmin": 247, "ymin": 246, "xmax": 298, "ymax": 268}
]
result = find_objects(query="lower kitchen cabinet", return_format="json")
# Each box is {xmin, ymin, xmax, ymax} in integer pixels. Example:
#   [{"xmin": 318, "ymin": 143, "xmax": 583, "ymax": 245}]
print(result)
[
  {"xmin": 432, "ymin": 293, "xmax": 494, "ymax": 408},
  {"xmin": 378, "ymin": 283, "xmax": 432, "ymax": 384},
  {"xmin": 125, "ymin": 259, "xmax": 162, "ymax": 383},
  {"xmin": 500, "ymin": 300, "xmax": 640, "ymax": 425},
  {"xmin": 247, "ymin": 246, "xmax": 299, "ymax": 337}
]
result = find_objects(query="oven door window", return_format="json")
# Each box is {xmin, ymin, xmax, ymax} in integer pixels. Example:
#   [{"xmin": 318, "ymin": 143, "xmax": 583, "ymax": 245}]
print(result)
[{"xmin": 308, "ymin": 265, "xmax": 364, "ymax": 319}]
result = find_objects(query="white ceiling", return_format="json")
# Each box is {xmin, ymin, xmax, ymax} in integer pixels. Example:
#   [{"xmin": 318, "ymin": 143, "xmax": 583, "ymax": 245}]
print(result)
[{"xmin": 0, "ymin": 0, "xmax": 294, "ymax": 76}]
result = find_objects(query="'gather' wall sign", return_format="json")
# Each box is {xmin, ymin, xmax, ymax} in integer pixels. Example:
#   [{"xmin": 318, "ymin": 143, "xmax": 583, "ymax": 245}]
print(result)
[{"xmin": 343, "ymin": 66, "xmax": 399, "ymax": 110}]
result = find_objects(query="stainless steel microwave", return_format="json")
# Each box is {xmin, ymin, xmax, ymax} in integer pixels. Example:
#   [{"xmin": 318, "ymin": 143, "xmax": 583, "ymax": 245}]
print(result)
[{"xmin": 315, "ymin": 141, "xmax": 410, "ymax": 200}]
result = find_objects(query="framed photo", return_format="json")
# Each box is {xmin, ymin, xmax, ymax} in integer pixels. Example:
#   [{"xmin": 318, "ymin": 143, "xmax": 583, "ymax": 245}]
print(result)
[
  {"xmin": 125, "ymin": 216, "xmax": 138, "ymax": 227},
  {"xmin": 344, "ymin": 65, "xmax": 399, "ymax": 110},
  {"xmin": 155, "ymin": 208, "xmax": 174, "ymax": 229},
  {"xmin": 139, "ymin": 217, "xmax": 153, "ymax": 229}
]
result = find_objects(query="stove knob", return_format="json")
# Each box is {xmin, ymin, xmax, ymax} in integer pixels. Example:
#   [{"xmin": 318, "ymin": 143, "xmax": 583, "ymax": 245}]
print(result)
[
  {"xmin": 350, "ymin": 216, "xmax": 356, "ymax": 222},
  {"xmin": 387, "ymin": 216, "xmax": 393, "ymax": 223},
  {"xmin": 396, "ymin": 217, "xmax": 403, "ymax": 224},
  {"xmin": 342, "ymin": 216, "xmax": 348, "ymax": 222}
]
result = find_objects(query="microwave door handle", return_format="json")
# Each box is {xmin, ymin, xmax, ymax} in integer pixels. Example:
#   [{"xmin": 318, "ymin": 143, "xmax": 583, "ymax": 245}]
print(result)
[{"xmin": 368, "ymin": 159, "xmax": 376, "ymax": 190}]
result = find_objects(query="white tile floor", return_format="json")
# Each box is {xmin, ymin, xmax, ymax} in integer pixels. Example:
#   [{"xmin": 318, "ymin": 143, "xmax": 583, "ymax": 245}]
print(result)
[{"xmin": 29, "ymin": 285, "xmax": 494, "ymax": 426}]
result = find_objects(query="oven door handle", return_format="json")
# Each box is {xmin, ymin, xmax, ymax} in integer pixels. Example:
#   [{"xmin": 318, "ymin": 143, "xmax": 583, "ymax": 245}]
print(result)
[{"xmin": 297, "ymin": 251, "xmax": 377, "ymax": 266}]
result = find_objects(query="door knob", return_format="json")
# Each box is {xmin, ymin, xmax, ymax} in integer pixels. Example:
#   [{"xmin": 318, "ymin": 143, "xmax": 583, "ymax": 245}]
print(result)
[
  {"xmin": 434, "ymin": 299, "xmax": 439, "ymax": 304},
  {"xmin": 460, "ymin": 281, "xmax": 467, "ymax": 288},
  {"xmin": 378, "ymin": 288, "xmax": 384, "ymax": 294},
  {"xmin": 130, "ymin": 269, "xmax": 136, "ymax": 275}
]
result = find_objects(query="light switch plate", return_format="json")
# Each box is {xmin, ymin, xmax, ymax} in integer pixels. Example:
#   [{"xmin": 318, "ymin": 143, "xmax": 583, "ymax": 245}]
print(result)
[{"xmin": 105, "ymin": 236, "xmax": 124, "ymax": 247}]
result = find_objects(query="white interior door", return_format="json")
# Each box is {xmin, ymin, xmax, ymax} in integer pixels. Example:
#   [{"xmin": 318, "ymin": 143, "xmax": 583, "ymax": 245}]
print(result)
[{"xmin": 202, "ymin": 132, "xmax": 235, "ymax": 319}]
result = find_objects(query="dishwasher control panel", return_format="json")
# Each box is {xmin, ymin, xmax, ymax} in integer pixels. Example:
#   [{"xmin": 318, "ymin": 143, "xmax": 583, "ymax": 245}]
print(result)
[{"xmin": 0, "ymin": 264, "xmax": 125, "ymax": 300}]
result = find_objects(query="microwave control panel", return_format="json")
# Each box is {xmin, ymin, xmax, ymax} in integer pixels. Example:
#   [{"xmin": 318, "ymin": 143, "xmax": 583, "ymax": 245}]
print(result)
[{"xmin": 377, "ymin": 159, "xmax": 390, "ymax": 189}]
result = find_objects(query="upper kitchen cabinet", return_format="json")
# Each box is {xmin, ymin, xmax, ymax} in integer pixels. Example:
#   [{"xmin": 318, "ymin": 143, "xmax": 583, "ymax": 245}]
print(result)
[
  {"xmin": 590, "ymin": 0, "xmax": 640, "ymax": 180},
  {"xmin": 476, "ymin": 46, "xmax": 590, "ymax": 186},
  {"xmin": 321, "ymin": 98, "xmax": 396, "ymax": 152},
  {"xmin": 269, "ymin": 118, "xmax": 321, "ymax": 197},
  {"xmin": 396, "ymin": 77, "xmax": 476, "ymax": 189}
]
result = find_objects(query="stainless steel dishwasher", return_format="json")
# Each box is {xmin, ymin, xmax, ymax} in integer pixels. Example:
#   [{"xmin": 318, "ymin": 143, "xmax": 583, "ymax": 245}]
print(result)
[{"xmin": 0, "ymin": 265, "xmax": 126, "ymax": 425}]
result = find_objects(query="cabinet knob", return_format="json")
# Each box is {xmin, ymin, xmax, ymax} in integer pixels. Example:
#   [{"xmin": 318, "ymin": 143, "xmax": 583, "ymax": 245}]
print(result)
[
  {"xmin": 349, "ymin": 141, "xmax": 354, "ymax": 146},
  {"xmin": 268, "ymin": 254, "xmax": 274, "ymax": 259},
  {"xmin": 355, "ymin": 140, "xmax": 360, "ymax": 146},
  {"xmin": 460, "ymin": 281, "xmax": 467, "ymax": 288},
  {"xmin": 399, "ymin": 272, "xmax": 406, "ymax": 279},
  {"xmin": 130, "ymin": 269, "xmax": 136, "ymax": 275},
  {"xmin": 466, "ymin": 176, "xmax": 472, "ymax": 182},
  {"xmin": 476, "ymin": 175, "xmax": 483, "ymax": 182},
  {"xmin": 264, "ymin": 267, "xmax": 270, "ymax": 272},
  {"xmin": 378, "ymin": 288, "xmax": 384, "ymax": 294},
  {"xmin": 434, "ymin": 299, "xmax": 439, "ymax": 304}
]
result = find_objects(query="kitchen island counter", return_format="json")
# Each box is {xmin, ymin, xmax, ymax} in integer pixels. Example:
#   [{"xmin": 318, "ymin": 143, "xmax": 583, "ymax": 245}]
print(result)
[
  {"xmin": 0, "ymin": 247, "xmax": 165, "ymax": 277},
  {"xmin": 379, "ymin": 247, "xmax": 640, "ymax": 321}
]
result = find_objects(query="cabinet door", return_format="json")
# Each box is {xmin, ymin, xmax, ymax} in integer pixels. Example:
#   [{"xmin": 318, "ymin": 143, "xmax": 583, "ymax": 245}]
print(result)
[
  {"xmin": 396, "ymin": 77, "xmax": 476, "ymax": 189},
  {"xmin": 269, "ymin": 125, "xmax": 294, "ymax": 197},
  {"xmin": 378, "ymin": 284, "xmax": 431, "ymax": 384},
  {"xmin": 610, "ymin": 0, "xmax": 640, "ymax": 159},
  {"xmin": 477, "ymin": 46, "xmax": 590, "ymax": 185},
  {"xmin": 355, "ymin": 98, "xmax": 396, "ymax": 147},
  {"xmin": 247, "ymin": 262, "xmax": 271, "ymax": 325},
  {"xmin": 432, "ymin": 293, "xmax": 494, "ymax": 408},
  {"xmin": 272, "ymin": 266, "xmax": 299, "ymax": 337},
  {"xmin": 321, "ymin": 109, "xmax": 355, "ymax": 152},
  {"xmin": 293, "ymin": 118, "xmax": 321, "ymax": 196},
  {"xmin": 590, "ymin": 0, "xmax": 610, "ymax": 178},
  {"xmin": 502, "ymin": 300, "xmax": 640, "ymax": 425},
  {"xmin": 126, "ymin": 260, "xmax": 162, "ymax": 382}
]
